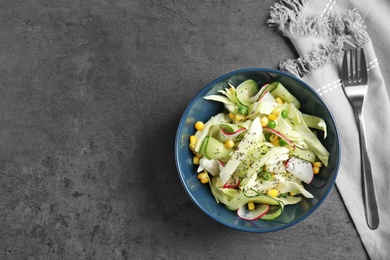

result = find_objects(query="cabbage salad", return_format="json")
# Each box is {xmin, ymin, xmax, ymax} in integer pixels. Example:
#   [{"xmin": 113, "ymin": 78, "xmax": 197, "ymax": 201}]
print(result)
[{"xmin": 189, "ymin": 79, "xmax": 330, "ymax": 221}]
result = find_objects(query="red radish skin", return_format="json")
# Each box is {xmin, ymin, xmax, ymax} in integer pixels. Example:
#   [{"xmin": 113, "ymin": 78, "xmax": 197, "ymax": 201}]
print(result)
[
  {"xmin": 223, "ymin": 174, "xmax": 240, "ymax": 188},
  {"xmin": 221, "ymin": 128, "xmax": 246, "ymax": 136},
  {"xmin": 237, "ymin": 204, "xmax": 270, "ymax": 220},
  {"xmin": 257, "ymin": 83, "xmax": 270, "ymax": 102},
  {"xmin": 258, "ymin": 90, "xmax": 269, "ymax": 102},
  {"xmin": 218, "ymin": 161, "xmax": 225, "ymax": 167},
  {"xmin": 263, "ymin": 127, "xmax": 295, "ymax": 148}
]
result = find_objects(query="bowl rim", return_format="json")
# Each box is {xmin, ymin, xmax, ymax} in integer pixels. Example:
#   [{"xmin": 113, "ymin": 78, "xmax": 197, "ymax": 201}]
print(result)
[{"xmin": 175, "ymin": 67, "xmax": 341, "ymax": 232}]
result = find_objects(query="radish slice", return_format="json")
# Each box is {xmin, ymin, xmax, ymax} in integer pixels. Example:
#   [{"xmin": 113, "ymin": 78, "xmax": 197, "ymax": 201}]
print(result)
[
  {"xmin": 263, "ymin": 127, "xmax": 295, "ymax": 148},
  {"xmin": 219, "ymin": 128, "xmax": 246, "ymax": 142},
  {"xmin": 247, "ymin": 83, "xmax": 270, "ymax": 103},
  {"xmin": 258, "ymin": 90, "xmax": 276, "ymax": 103},
  {"xmin": 237, "ymin": 204, "xmax": 270, "ymax": 220},
  {"xmin": 221, "ymin": 127, "xmax": 246, "ymax": 136},
  {"xmin": 285, "ymin": 156, "xmax": 314, "ymax": 184},
  {"xmin": 223, "ymin": 174, "xmax": 240, "ymax": 188}
]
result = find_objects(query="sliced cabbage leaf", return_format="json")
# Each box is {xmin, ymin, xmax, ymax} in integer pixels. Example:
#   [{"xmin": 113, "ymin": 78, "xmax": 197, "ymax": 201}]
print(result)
[
  {"xmin": 241, "ymin": 147, "xmax": 289, "ymax": 189},
  {"xmin": 197, "ymin": 158, "xmax": 220, "ymax": 176},
  {"xmin": 301, "ymin": 113, "xmax": 328, "ymax": 138},
  {"xmin": 247, "ymin": 101, "xmax": 281, "ymax": 120},
  {"xmin": 285, "ymin": 103, "xmax": 329, "ymax": 166},
  {"xmin": 219, "ymin": 117, "xmax": 264, "ymax": 184},
  {"xmin": 194, "ymin": 113, "xmax": 230, "ymax": 153},
  {"xmin": 278, "ymin": 179, "xmax": 314, "ymax": 198}
]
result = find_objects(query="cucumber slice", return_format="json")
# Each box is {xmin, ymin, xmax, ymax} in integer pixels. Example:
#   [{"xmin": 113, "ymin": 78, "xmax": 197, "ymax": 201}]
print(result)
[
  {"xmin": 235, "ymin": 79, "xmax": 260, "ymax": 106},
  {"xmin": 217, "ymin": 128, "xmax": 246, "ymax": 143},
  {"xmin": 219, "ymin": 123, "xmax": 241, "ymax": 134},
  {"xmin": 199, "ymin": 136, "xmax": 208, "ymax": 155},
  {"xmin": 204, "ymin": 136, "xmax": 233, "ymax": 163},
  {"xmin": 276, "ymin": 195, "xmax": 302, "ymax": 205},
  {"xmin": 270, "ymin": 82, "xmax": 301, "ymax": 108},
  {"xmin": 289, "ymin": 147, "xmax": 316, "ymax": 163},
  {"xmin": 243, "ymin": 187, "xmax": 260, "ymax": 197},
  {"xmin": 260, "ymin": 202, "xmax": 284, "ymax": 220},
  {"xmin": 226, "ymin": 192, "xmax": 279, "ymax": 211}
]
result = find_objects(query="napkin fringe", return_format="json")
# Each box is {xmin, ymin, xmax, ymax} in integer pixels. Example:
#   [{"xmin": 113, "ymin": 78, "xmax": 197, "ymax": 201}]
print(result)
[
  {"xmin": 343, "ymin": 9, "xmax": 370, "ymax": 48},
  {"xmin": 268, "ymin": 0, "xmax": 331, "ymax": 39},
  {"xmin": 279, "ymin": 38, "xmax": 344, "ymax": 77},
  {"xmin": 269, "ymin": 1, "xmax": 370, "ymax": 77}
]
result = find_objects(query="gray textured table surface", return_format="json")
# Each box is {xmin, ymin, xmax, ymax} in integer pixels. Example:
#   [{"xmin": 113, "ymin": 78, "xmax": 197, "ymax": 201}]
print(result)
[{"xmin": 0, "ymin": 0, "xmax": 373, "ymax": 259}]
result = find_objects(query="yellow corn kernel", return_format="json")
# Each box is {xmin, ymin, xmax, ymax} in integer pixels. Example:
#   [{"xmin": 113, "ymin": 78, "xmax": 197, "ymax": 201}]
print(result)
[
  {"xmin": 197, "ymin": 171, "xmax": 209, "ymax": 184},
  {"xmin": 267, "ymin": 188, "xmax": 279, "ymax": 197},
  {"xmin": 247, "ymin": 202, "xmax": 255, "ymax": 211},
  {"xmin": 200, "ymin": 178, "xmax": 209, "ymax": 184},
  {"xmin": 189, "ymin": 135, "xmax": 197, "ymax": 145},
  {"xmin": 272, "ymin": 106, "xmax": 282, "ymax": 115},
  {"xmin": 313, "ymin": 162, "xmax": 323, "ymax": 167},
  {"xmin": 272, "ymin": 138, "xmax": 279, "ymax": 147},
  {"xmin": 224, "ymin": 140, "xmax": 234, "ymax": 149},
  {"xmin": 275, "ymin": 97, "xmax": 284, "ymax": 104},
  {"xmin": 195, "ymin": 152, "xmax": 203, "ymax": 158},
  {"xmin": 267, "ymin": 114, "xmax": 278, "ymax": 121},
  {"xmin": 261, "ymin": 116, "xmax": 269, "ymax": 127},
  {"xmin": 269, "ymin": 133, "xmax": 278, "ymax": 142},
  {"xmin": 228, "ymin": 113, "xmax": 235, "ymax": 120},
  {"xmin": 193, "ymin": 156, "xmax": 200, "ymax": 165},
  {"xmin": 289, "ymin": 192, "xmax": 296, "ymax": 196},
  {"xmin": 235, "ymin": 114, "xmax": 244, "ymax": 122},
  {"xmin": 189, "ymin": 143, "xmax": 195, "ymax": 151},
  {"xmin": 194, "ymin": 121, "xmax": 204, "ymax": 131},
  {"xmin": 313, "ymin": 166, "xmax": 320, "ymax": 174},
  {"xmin": 197, "ymin": 171, "xmax": 208, "ymax": 180}
]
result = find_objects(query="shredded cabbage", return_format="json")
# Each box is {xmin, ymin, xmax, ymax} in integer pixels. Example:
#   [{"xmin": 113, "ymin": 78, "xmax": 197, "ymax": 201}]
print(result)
[{"xmin": 189, "ymin": 80, "xmax": 330, "ymax": 219}]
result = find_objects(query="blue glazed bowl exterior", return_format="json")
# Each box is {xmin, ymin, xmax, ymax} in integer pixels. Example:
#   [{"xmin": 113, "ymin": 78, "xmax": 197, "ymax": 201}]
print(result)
[{"xmin": 175, "ymin": 68, "xmax": 340, "ymax": 232}]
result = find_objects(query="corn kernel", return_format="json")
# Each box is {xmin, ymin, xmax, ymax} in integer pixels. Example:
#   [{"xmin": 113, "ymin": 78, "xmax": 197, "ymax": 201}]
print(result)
[
  {"xmin": 261, "ymin": 116, "xmax": 269, "ymax": 127},
  {"xmin": 197, "ymin": 171, "xmax": 208, "ymax": 180},
  {"xmin": 313, "ymin": 162, "xmax": 323, "ymax": 167},
  {"xmin": 197, "ymin": 171, "xmax": 209, "ymax": 184},
  {"xmin": 200, "ymin": 178, "xmax": 209, "ymax": 184},
  {"xmin": 189, "ymin": 143, "xmax": 195, "ymax": 151},
  {"xmin": 224, "ymin": 140, "xmax": 234, "ymax": 149},
  {"xmin": 195, "ymin": 152, "xmax": 203, "ymax": 158},
  {"xmin": 235, "ymin": 114, "xmax": 244, "ymax": 122},
  {"xmin": 275, "ymin": 97, "xmax": 284, "ymax": 104},
  {"xmin": 247, "ymin": 202, "xmax": 255, "ymax": 211},
  {"xmin": 189, "ymin": 135, "xmax": 197, "ymax": 145},
  {"xmin": 313, "ymin": 166, "xmax": 320, "ymax": 174},
  {"xmin": 193, "ymin": 156, "xmax": 200, "ymax": 165},
  {"xmin": 272, "ymin": 106, "xmax": 282, "ymax": 115},
  {"xmin": 267, "ymin": 188, "xmax": 279, "ymax": 197},
  {"xmin": 269, "ymin": 133, "xmax": 278, "ymax": 142},
  {"xmin": 194, "ymin": 121, "xmax": 204, "ymax": 131},
  {"xmin": 289, "ymin": 192, "xmax": 296, "ymax": 196},
  {"xmin": 228, "ymin": 113, "xmax": 235, "ymax": 120},
  {"xmin": 267, "ymin": 114, "xmax": 278, "ymax": 121},
  {"xmin": 272, "ymin": 138, "xmax": 279, "ymax": 147}
]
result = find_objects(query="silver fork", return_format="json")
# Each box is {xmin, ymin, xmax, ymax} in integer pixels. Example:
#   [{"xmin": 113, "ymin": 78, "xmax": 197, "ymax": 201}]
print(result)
[{"xmin": 341, "ymin": 48, "xmax": 379, "ymax": 230}]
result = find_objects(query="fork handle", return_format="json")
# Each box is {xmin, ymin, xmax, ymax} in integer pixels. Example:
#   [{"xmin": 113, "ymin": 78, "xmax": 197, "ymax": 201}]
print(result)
[{"xmin": 355, "ymin": 107, "xmax": 380, "ymax": 230}]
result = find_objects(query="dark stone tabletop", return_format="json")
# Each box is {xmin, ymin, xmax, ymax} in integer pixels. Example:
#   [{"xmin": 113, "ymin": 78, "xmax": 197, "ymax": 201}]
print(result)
[{"xmin": 0, "ymin": 0, "xmax": 373, "ymax": 259}]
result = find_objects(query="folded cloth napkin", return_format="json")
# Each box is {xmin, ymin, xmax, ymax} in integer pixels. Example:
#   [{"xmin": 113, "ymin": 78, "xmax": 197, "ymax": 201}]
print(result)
[{"xmin": 268, "ymin": 0, "xmax": 390, "ymax": 259}]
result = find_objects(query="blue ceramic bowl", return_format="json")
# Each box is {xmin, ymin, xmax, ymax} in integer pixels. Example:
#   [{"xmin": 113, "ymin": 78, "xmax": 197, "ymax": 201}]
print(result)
[{"xmin": 175, "ymin": 68, "xmax": 340, "ymax": 232}]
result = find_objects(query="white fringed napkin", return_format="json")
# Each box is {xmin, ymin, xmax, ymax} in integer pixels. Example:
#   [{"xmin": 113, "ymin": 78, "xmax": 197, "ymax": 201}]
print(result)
[{"xmin": 268, "ymin": 1, "xmax": 390, "ymax": 259}]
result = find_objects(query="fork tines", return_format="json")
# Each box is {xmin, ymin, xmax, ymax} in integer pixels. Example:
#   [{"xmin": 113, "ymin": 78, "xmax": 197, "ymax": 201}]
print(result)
[{"xmin": 342, "ymin": 48, "xmax": 368, "ymax": 86}]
